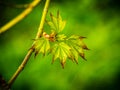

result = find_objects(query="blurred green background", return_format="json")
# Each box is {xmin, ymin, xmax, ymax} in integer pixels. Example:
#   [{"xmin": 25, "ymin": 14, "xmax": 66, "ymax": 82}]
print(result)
[{"xmin": 0, "ymin": 0, "xmax": 120, "ymax": 90}]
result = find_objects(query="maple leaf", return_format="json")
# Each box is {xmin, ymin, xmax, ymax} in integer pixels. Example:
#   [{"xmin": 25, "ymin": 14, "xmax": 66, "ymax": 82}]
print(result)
[
  {"xmin": 51, "ymin": 42, "xmax": 71, "ymax": 68},
  {"xmin": 46, "ymin": 11, "xmax": 66, "ymax": 33},
  {"xmin": 32, "ymin": 37, "xmax": 50, "ymax": 57},
  {"xmin": 33, "ymin": 11, "xmax": 89, "ymax": 68}
]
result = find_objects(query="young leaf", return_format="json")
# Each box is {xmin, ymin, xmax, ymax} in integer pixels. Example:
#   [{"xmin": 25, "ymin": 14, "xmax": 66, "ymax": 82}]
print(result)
[
  {"xmin": 51, "ymin": 42, "xmax": 71, "ymax": 68},
  {"xmin": 33, "ymin": 11, "xmax": 89, "ymax": 68},
  {"xmin": 67, "ymin": 35, "xmax": 89, "ymax": 61},
  {"xmin": 52, "ymin": 44, "xmax": 60, "ymax": 63},
  {"xmin": 70, "ymin": 46, "xmax": 79, "ymax": 64},
  {"xmin": 56, "ymin": 34, "xmax": 66, "ymax": 41},
  {"xmin": 33, "ymin": 38, "xmax": 44, "ymax": 56},
  {"xmin": 33, "ymin": 37, "xmax": 50, "ymax": 56},
  {"xmin": 57, "ymin": 11, "xmax": 66, "ymax": 32},
  {"xmin": 46, "ymin": 11, "xmax": 66, "ymax": 33}
]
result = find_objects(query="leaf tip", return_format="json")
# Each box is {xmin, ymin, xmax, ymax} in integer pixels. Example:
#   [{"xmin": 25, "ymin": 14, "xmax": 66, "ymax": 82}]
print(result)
[
  {"xmin": 50, "ymin": 12, "xmax": 54, "ymax": 19},
  {"xmin": 82, "ymin": 45, "xmax": 90, "ymax": 50},
  {"xmin": 61, "ymin": 60, "xmax": 66, "ymax": 69},
  {"xmin": 80, "ymin": 53, "xmax": 87, "ymax": 61},
  {"xmin": 35, "ymin": 51, "xmax": 39, "ymax": 58},
  {"xmin": 79, "ymin": 36, "xmax": 86, "ymax": 40},
  {"xmin": 74, "ymin": 59, "xmax": 78, "ymax": 64},
  {"xmin": 57, "ymin": 10, "xmax": 60, "ymax": 18},
  {"xmin": 51, "ymin": 59, "xmax": 54, "ymax": 64}
]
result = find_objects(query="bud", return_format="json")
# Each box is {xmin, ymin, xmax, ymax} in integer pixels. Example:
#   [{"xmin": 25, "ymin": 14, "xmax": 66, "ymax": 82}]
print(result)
[
  {"xmin": 43, "ymin": 32, "xmax": 50, "ymax": 39},
  {"xmin": 49, "ymin": 32, "xmax": 56, "ymax": 42}
]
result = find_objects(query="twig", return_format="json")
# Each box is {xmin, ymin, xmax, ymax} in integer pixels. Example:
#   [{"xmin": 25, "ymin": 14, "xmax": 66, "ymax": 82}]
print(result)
[
  {"xmin": 0, "ymin": 75, "xmax": 10, "ymax": 90},
  {"xmin": 0, "ymin": 1, "xmax": 29, "ymax": 8},
  {"xmin": 8, "ymin": 0, "xmax": 50, "ymax": 87},
  {"xmin": 0, "ymin": 0, "xmax": 41, "ymax": 34},
  {"xmin": 8, "ymin": 49, "xmax": 33, "ymax": 87},
  {"xmin": 35, "ymin": 0, "xmax": 50, "ymax": 39}
]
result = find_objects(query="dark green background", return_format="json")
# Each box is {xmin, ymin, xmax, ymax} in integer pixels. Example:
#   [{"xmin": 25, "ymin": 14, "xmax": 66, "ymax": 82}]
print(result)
[{"xmin": 0, "ymin": 0, "xmax": 120, "ymax": 90}]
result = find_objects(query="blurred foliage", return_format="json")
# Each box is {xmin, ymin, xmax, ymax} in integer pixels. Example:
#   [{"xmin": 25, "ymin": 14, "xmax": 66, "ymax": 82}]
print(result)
[{"xmin": 0, "ymin": 0, "xmax": 120, "ymax": 90}]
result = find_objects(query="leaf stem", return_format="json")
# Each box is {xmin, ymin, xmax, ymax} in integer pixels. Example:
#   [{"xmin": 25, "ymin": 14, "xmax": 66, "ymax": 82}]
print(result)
[
  {"xmin": 8, "ymin": 0, "xmax": 50, "ymax": 87},
  {"xmin": 0, "ymin": 0, "xmax": 41, "ymax": 34},
  {"xmin": 8, "ymin": 49, "xmax": 33, "ymax": 87},
  {"xmin": 35, "ymin": 0, "xmax": 50, "ymax": 39}
]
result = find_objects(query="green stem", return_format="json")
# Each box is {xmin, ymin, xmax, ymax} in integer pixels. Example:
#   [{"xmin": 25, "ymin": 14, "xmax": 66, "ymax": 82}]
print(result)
[
  {"xmin": 0, "ymin": 0, "xmax": 41, "ymax": 34},
  {"xmin": 8, "ymin": 0, "xmax": 50, "ymax": 87},
  {"xmin": 8, "ymin": 49, "xmax": 33, "ymax": 87},
  {"xmin": 35, "ymin": 0, "xmax": 50, "ymax": 38}
]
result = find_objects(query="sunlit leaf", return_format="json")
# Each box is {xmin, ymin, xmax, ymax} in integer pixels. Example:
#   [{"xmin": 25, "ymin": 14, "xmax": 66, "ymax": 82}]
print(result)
[
  {"xmin": 70, "ymin": 46, "xmax": 79, "ymax": 64},
  {"xmin": 47, "ymin": 21, "xmax": 56, "ymax": 30},
  {"xmin": 33, "ymin": 11, "xmax": 89, "ymax": 68},
  {"xmin": 51, "ymin": 42, "xmax": 71, "ymax": 68},
  {"xmin": 52, "ymin": 44, "xmax": 60, "ymax": 63},
  {"xmin": 57, "ymin": 11, "xmax": 66, "ymax": 32},
  {"xmin": 46, "ymin": 11, "xmax": 66, "ymax": 33},
  {"xmin": 33, "ymin": 37, "xmax": 50, "ymax": 56},
  {"xmin": 67, "ymin": 35, "xmax": 89, "ymax": 61},
  {"xmin": 56, "ymin": 34, "xmax": 66, "ymax": 41},
  {"xmin": 50, "ymin": 13, "xmax": 58, "ymax": 30}
]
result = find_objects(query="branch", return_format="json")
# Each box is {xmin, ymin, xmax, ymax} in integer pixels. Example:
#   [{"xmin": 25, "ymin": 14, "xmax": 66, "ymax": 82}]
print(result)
[
  {"xmin": 8, "ymin": 49, "xmax": 33, "ymax": 87},
  {"xmin": 0, "ymin": 0, "xmax": 41, "ymax": 34},
  {"xmin": 0, "ymin": 1, "xmax": 29, "ymax": 8},
  {"xmin": 35, "ymin": 0, "xmax": 50, "ymax": 39},
  {"xmin": 0, "ymin": 75, "xmax": 10, "ymax": 90},
  {"xmin": 8, "ymin": 0, "xmax": 50, "ymax": 87}
]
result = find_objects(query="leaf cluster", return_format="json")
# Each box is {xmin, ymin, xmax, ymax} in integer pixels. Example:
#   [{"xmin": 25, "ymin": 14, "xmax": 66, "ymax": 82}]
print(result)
[{"xmin": 32, "ymin": 11, "xmax": 89, "ymax": 68}]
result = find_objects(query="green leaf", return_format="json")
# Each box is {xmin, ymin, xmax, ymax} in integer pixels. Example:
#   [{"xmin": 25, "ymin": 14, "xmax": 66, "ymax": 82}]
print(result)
[
  {"xmin": 47, "ymin": 21, "xmax": 56, "ymax": 31},
  {"xmin": 56, "ymin": 34, "xmax": 66, "ymax": 41},
  {"xmin": 68, "ymin": 35, "xmax": 79, "ymax": 39},
  {"xmin": 57, "ymin": 11, "xmax": 66, "ymax": 32},
  {"xmin": 67, "ymin": 35, "xmax": 88, "ymax": 60},
  {"xmin": 32, "ymin": 9, "xmax": 89, "ymax": 68},
  {"xmin": 33, "ymin": 37, "xmax": 50, "ymax": 56},
  {"xmin": 70, "ymin": 46, "xmax": 79, "ymax": 64},
  {"xmin": 52, "ymin": 44, "xmax": 60, "ymax": 63},
  {"xmin": 50, "ymin": 13, "xmax": 58, "ymax": 30},
  {"xmin": 46, "ymin": 11, "xmax": 66, "ymax": 33},
  {"xmin": 34, "ymin": 38, "xmax": 44, "ymax": 56},
  {"xmin": 45, "ymin": 38, "xmax": 50, "ymax": 52},
  {"xmin": 33, "ymin": 33, "xmax": 89, "ymax": 68},
  {"xmin": 51, "ymin": 42, "xmax": 71, "ymax": 68}
]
